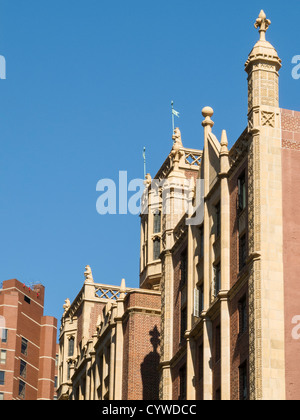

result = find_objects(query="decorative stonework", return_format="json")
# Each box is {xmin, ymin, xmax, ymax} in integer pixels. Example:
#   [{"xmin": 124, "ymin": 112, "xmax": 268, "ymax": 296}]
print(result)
[
  {"xmin": 247, "ymin": 133, "xmax": 262, "ymax": 400},
  {"xmin": 261, "ymin": 111, "xmax": 275, "ymax": 127}
]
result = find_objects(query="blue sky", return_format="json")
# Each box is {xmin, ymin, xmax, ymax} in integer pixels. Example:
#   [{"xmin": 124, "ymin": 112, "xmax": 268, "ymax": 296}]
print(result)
[{"xmin": 0, "ymin": 0, "xmax": 299, "ymax": 326}]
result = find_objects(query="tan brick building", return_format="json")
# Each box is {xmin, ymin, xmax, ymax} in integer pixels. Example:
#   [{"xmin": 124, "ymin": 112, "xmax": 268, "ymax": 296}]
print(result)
[
  {"xmin": 57, "ymin": 11, "xmax": 300, "ymax": 400},
  {"xmin": 0, "ymin": 279, "xmax": 57, "ymax": 400}
]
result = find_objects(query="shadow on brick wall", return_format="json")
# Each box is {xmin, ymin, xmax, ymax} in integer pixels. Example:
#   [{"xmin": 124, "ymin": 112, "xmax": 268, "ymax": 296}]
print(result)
[{"xmin": 140, "ymin": 325, "xmax": 160, "ymax": 400}]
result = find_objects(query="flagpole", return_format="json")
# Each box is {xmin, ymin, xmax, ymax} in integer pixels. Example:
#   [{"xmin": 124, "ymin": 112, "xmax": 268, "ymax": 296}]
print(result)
[
  {"xmin": 171, "ymin": 101, "xmax": 175, "ymax": 133},
  {"xmin": 143, "ymin": 147, "xmax": 146, "ymax": 179}
]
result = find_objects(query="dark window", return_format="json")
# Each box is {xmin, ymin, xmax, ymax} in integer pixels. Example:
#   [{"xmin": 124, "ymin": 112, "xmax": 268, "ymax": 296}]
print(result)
[
  {"xmin": 180, "ymin": 307, "xmax": 187, "ymax": 343},
  {"xmin": 214, "ymin": 263, "xmax": 221, "ymax": 297},
  {"xmin": 179, "ymin": 365, "xmax": 187, "ymax": 400},
  {"xmin": 68, "ymin": 337, "xmax": 74, "ymax": 357},
  {"xmin": 54, "ymin": 376, "xmax": 58, "ymax": 389},
  {"xmin": 239, "ymin": 362, "xmax": 248, "ymax": 400},
  {"xmin": 1, "ymin": 329, "xmax": 7, "ymax": 343},
  {"xmin": 24, "ymin": 295, "xmax": 31, "ymax": 304},
  {"xmin": 153, "ymin": 211, "xmax": 161, "ymax": 234},
  {"xmin": 180, "ymin": 251, "xmax": 187, "ymax": 287},
  {"xmin": 238, "ymin": 172, "xmax": 246, "ymax": 211},
  {"xmin": 20, "ymin": 360, "xmax": 27, "ymax": 378},
  {"xmin": 239, "ymin": 234, "xmax": 247, "ymax": 271},
  {"xmin": 19, "ymin": 380, "xmax": 26, "ymax": 399},
  {"xmin": 0, "ymin": 371, "xmax": 5, "ymax": 385},
  {"xmin": 239, "ymin": 296, "xmax": 247, "ymax": 334},
  {"xmin": 21, "ymin": 338, "xmax": 28, "ymax": 356},
  {"xmin": 215, "ymin": 325, "xmax": 221, "ymax": 363},
  {"xmin": 215, "ymin": 202, "xmax": 221, "ymax": 237},
  {"xmin": 153, "ymin": 238, "xmax": 161, "ymax": 261},
  {"xmin": 199, "ymin": 226, "xmax": 204, "ymax": 258}
]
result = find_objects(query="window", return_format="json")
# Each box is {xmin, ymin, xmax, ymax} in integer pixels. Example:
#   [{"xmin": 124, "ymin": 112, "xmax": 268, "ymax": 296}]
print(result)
[
  {"xmin": 153, "ymin": 211, "xmax": 161, "ymax": 234},
  {"xmin": 20, "ymin": 360, "xmax": 27, "ymax": 378},
  {"xmin": 21, "ymin": 338, "xmax": 28, "ymax": 356},
  {"xmin": 214, "ymin": 263, "xmax": 221, "ymax": 297},
  {"xmin": 54, "ymin": 376, "xmax": 58, "ymax": 389},
  {"xmin": 180, "ymin": 251, "xmax": 187, "ymax": 288},
  {"xmin": 239, "ymin": 362, "xmax": 248, "ymax": 400},
  {"xmin": 179, "ymin": 365, "xmax": 187, "ymax": 400},
  {"xmin": 153, "ymin": 238, "xmax": 161, "ymax": 261},
  {"xmin": 0, "ymin": 371, "xmax": 5, "ymax": 386},
  {"xmin": 215, "ymin": 202, "xmax": 221, "ymax": 238},
  {"xmin": 55, "ymin": 354, "xmax": 59, "ymax": 367},
  {"xmin": 68, "ymin": 337, "xmax": 74, "ymax": 357},
  {"xmin": 239, "ymin": 296, "xmax": 247, "ymax": 335},
  {"xmin": 24, "ymin": 295, "xmax": 31, "ymax": 304},
  {"xmin": 199, "ymin": 226, "xmax": 204, "ymax": 258},
  {"xmin": 194, "ymin": 285, "xmax": 204, "ymax": 317},
  {"xmin": 180, "ymin": 307, "xmax": 187, "ymax": 343},
  {"xmin": 238, "ymin": 172, "xmax": 246, "ymax": 211},
  {"xmin": 67, "ymin": 363, "xmax": 71, "ymax": 380},
  {"xmin": 1, "ymin": 329, "xmax": 7, "ymax": 343},
  {"xmin": 0, "ymin": 392, "xmax": 3, "ymax": 400},
  {"xmin": 239, "ymin": 234, "xmax": 247, "ymax": 271},
  {"xmin": 0, "ymin": 350, "xmax": 6, "ymax": 364},
  {"xmin": 18, "ymin": 380, "xmax": 26, "ymax": 399}
]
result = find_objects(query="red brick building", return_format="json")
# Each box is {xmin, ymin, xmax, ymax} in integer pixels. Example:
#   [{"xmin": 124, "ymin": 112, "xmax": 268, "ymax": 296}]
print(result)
[{"xmin": 0, "ymin": 279, "xmax": 57, "ymax": 400}]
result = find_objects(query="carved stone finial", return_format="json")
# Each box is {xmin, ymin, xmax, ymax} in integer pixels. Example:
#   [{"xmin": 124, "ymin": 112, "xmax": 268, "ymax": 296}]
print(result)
[
  {"xmin": 84, "ymin": 265, "xmax": 94, "ymax": 283},
  {"xmin": 172, "ymin": 127, "xmax": 182, "ymax": 145},
  {"xmin": 63, "ymin": 298, "xmax": 70, "ymax": 314},
  {"xmin": 254, "ymin": 10, "xmax": 271, "ymax": 41}
]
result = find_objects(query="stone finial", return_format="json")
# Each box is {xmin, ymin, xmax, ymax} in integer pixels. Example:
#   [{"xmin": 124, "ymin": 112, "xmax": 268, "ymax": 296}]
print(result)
[
  {"xmin": 202, "ymin": 107, "xmax": 214, "ymax": 128},
  {"xmin": 220, "ymin": 130, "xmax": 229, "ymax": 152},
  {"xmin": 63, "ymin": 298, "xmax": 70, "ymax": 314},
  {"xmin": 254, "ymin": 10, "xmax": 271, "ymax": 41},
  {"xmin": 84, "ymin": 265, "xmax": 94, "ymax": 283},
  {"xmin": 172, "ymin": 127, "xmax": 183, "ymax": 145}
]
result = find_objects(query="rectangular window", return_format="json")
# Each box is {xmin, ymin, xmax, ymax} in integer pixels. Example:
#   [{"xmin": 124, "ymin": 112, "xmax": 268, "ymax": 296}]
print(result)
[
  {"xmin": 20, "ymin": 360, "xmax": 27, "ymax": 379},
  {"xmin": 1, "ymin": 329, "xmax": 7, "ymax": 343},
  {"xmin": 239, "ymin": 362, "xmax": 248, "ymax": 400},
  {"xmin": 239, "ymin": 296, "xmax": 247, "ymax": 335},
  {"xmin": 0, "ymin": 350, "xmax": 7, "ymax": 364},
  {"xmin": 180, "ymin": 251, "xmax": 187, "ymax": 287},
  {"xmin": 153, "ymin": 211, "xmax": 161, "ymax": 234},
  {"xmin": 194, "ymin": 285, "xmax": 204, "ymax": 317},
  {"xmin": 0, "ymin": 371, "xmax": 5, "ymax": 386},
  {"xmin": 214, "ymin": 263, "xmax": 221, "ymax": 297},
  {"xmin": 153, "ymin": 238, "xmax": 161, "ymax": 261},
  {"xmin": 239, "ymin": 234, "xmax": 247, "ymax": 271},
  {"xmin": 199, "ymin": 226, "xmax": 204, "ymax": 258},
  {"xmin": 238, "ymin": 172, "xmax": 246, "ymax": 211},
  {"xmin": 21, "ymin": 338, "xmax": 28, "ymax": 356},
  {"xmin": 68, "ymin": 337, "xmax": 75, "ymax": 357},
  {"xmin": 24, "ymin": 295, "xmax": 31, "ymax": 304},
  {"xmin": 0, "ymin": 392, "xmax": 4, "ymax": 400},
  {"xmin": 180, "ymin": 307, "xmax": 187, "ymax": 343},
  {"xmin": 19, "ymin": 380, "xmax": 26, "ymax": 399}
]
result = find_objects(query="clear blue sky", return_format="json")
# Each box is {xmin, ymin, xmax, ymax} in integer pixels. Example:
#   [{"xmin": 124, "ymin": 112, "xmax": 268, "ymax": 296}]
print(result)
[{"xmin": 0, "ymin": 0, "xmax": 299, "ymax": 326}]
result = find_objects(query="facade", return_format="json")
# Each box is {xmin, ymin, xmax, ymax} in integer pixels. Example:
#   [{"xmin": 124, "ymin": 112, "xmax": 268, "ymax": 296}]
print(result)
[
  {"xmin": 57, "ymin": 270, "xmax": 161, "ymax": 400},
  {"xmin": 0, "ymin": 279, "xmax": 57, "ymax": 400},
  {"xmin": 57, "ymin": 11, "xmax": 300, "ymax": 400}
]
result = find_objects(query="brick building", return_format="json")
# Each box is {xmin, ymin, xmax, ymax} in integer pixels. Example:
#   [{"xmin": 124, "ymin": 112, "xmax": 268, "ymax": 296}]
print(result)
[
  {"xmin": 0, "ymin": 279, "xmax": 57, "ymax": 400},
  {"xmin": 57, "ymin": 10, "xmax": 300, "ymax": 400}
]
